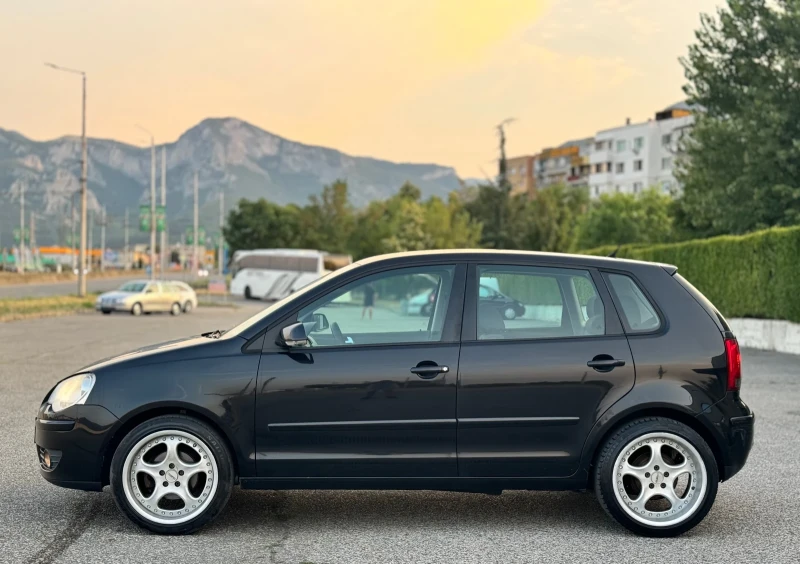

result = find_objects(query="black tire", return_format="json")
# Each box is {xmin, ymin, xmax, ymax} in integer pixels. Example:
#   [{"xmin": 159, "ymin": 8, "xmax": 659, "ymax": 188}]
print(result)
[
  {"xmin": 102, "ymin": 310, "xmax": 112, "ymax": 315},
  {"xmin": 131, "ymin": 302, "xmax": 143, "ymax": 316},
  {"xmin": 244, "ymin": 286, "xmax": 252, "ymax": 300},
  {"xmin": 170, "ymin": 302, "xmax": 182, "ymax": 316},
  {"xmin": 593, "ymin": 416, "xmax": 718, "ymax": 537},
  {"xmin": 109, "ymin": 415, "xmax": 234, "ymax": 535}
]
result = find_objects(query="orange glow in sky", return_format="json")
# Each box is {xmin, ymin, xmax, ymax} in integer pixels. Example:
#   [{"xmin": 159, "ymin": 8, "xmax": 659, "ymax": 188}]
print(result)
[{"xmin": 0, "ymin": 0, "xmax": 719, "ymax": 178}]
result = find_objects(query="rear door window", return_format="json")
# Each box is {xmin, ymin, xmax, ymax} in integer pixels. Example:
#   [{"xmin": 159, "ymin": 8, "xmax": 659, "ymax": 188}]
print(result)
[
  {"xmin": 605, "ymin": 273, "xmax": 661, "ymax": 333},
  {"xmin": 476, "ymin": 265, "xmax": 605, "ymax": 340}
]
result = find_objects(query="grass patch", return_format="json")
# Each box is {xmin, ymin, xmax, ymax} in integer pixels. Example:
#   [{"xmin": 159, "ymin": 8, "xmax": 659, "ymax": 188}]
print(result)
[{"xmin": 0, "ymin": 294, "xmax": 98, "ymax": 322}]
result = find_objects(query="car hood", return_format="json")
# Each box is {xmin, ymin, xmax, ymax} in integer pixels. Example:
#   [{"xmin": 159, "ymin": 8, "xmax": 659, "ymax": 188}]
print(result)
[
  {"xmin": 75, "ymin": 335, "xmax": 214, "ymax": 373},
  {"xmin": 98, "ymin": 291, "xmax": 138, "ymax": 300}
]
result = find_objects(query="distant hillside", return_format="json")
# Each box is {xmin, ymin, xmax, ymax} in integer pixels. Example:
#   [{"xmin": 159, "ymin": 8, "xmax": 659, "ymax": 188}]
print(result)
[{"xmin": 0, "ymin": 118, "xmax": 461, "ymax": 247}]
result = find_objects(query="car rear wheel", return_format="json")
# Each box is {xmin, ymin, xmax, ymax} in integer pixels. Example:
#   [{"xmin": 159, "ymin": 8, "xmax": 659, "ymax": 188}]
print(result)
[
  {"xmin": 109, "ymin": 415, "xmax": 234, "ymax": 535},
  {"xmin": 170, "ymin": 303, "xmax": 182, "ymax": 316},
  {"xmin": 102, "ymin": 310, "xmax": 112, "ymax": 315},
  {"xmin": 244, "ymin": 286, "xmax": 252, "ymax": 300},
  {"xmin": 503, "ymin": 307, "xmax": 517, "ymax": 320},
  {"xmin": 594, "ymin": 417, "xmax": 718, "ymax": 537},
  {"xmin": 183, "ymin": 301, "xmax": 193, "ymax": 314},
  {"xmin": 131, "ymin": 303, "xmax": 143, "ymax": 316}
]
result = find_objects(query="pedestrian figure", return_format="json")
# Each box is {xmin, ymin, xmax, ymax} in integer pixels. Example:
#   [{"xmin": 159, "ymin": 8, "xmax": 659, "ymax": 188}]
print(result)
[{"xmin": 362, "ymin": 282, "xmax": 376, "ymax": 320}]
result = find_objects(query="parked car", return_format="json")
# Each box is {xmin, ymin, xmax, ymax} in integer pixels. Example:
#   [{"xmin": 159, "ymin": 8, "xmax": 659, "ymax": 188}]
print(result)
[
  {"xmin": 38, "ymin": 250, "xmax": 753, "ymax": 536},
  {"xmin": 95, "ymin": 280, "xmax": 196, "ymax": 316}
]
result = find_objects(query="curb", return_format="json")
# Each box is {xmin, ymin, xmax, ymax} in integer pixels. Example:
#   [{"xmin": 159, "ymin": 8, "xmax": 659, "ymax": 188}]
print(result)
[{"xmin": 729, "ymin": 318, "xmax": 800, "ymax": 356}]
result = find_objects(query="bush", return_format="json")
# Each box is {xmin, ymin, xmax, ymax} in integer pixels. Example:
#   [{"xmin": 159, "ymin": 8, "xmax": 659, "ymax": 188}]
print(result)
[{"xmin": 581, "ymin": 226, "xmax": 800, "ymax": 323}]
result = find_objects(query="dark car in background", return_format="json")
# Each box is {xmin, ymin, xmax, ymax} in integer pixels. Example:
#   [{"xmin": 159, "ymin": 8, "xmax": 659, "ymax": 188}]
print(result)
[{"xmin": 35, "ymin": 250, "xmax": 753, "ymax": 537}]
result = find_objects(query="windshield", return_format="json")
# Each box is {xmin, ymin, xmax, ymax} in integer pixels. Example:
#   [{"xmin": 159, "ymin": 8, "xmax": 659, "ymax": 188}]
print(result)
[
  {"xmin": 223, "ymin": 261, "xmax": 361, "ymax": 338},
  {"xmin": 119, "ymin": 282, "xmax": 147, "ymax": 292}
]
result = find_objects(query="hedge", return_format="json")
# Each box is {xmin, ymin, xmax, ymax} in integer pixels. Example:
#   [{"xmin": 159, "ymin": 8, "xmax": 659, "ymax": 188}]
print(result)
[{"xmin": 581, "ymin": 226, "xmax": 800, "ymax": 323}]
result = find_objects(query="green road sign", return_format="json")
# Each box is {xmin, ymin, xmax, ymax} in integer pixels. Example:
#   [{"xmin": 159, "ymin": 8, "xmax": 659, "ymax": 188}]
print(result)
[
  {"xmin": 139, "ymin": 205, "xmax": 150, "ymax": 232},
  {"xmin": 13, "ymin": 228, "xmax": 30, "ymax": 244},
  {"xmin": 156, "ymin": 205, "xmax": 166, "ymax": 233}
]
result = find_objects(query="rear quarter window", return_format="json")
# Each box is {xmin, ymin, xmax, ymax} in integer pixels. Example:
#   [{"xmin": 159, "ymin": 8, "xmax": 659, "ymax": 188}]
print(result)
[
  {"xmin": 605, "ymin": 273, "xmax": 661, "ymax": 333},
  {"xmin": 673, "ymin": 273, "xmax": 730, "ymax": 332}
]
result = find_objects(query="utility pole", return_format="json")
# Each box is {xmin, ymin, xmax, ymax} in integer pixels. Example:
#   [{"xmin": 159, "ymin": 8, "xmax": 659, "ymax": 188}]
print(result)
[
  {"xmin": 45, "ymin": 63, "xmax": 88, "ymax": 294},
  {"xmin": 30, "ymin": 210, "xmax": 36, "ymax": 270},
  {"xmin": 136, "ymin": 125, "xmax": 156, "ymax": 280},
  {"xmin": 124, "ymin": 208, "xmax": 129, "ymax": 270},
  {"xmin": 193, "ymin": 172, "xmax": 199, "ymax": 275},
  {"xmin": 70, "ymin": 193, "xmax": 77, "ymax": 271},
  {"xmin": 218, "ymin": 189, "xmax": 224, "ymax": 276},
  {"xmin": 99, "ymin": 205, "xmax": 106, "ymax": 272},
  {"xmin": 88, "ymin": 209, "xmax": 93, "ymax": 271},
  {"xmin": 19, "ymin": 182, "xmax": 25, "ymax": 273},
  {"xmin": 160, "ymin": 145, "xmax": 167, "ymax": 277}
]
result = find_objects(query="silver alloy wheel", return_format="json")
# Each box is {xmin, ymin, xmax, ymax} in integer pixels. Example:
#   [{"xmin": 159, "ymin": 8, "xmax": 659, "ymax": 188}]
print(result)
[
  {"xmin": 132, "ymin": 303, "xmax": 142, "ymax": 316},
  {"xmin": 612, "ymin": 431, "xmax": 707, "ymax": 527},
  {"xmin": 122, "ymin": 430, "xmax": 219, "ymax": 525},
  {"xmin": 184, "ymin": 301, "xmax": 193, "ymax": 313},
  {"xmin": 504, "ymin": 307, "xmax": 516, "ymax": 320},
  {"xmin": 171, "ymin": 303, "xmax": 181, "ymax": 316}
]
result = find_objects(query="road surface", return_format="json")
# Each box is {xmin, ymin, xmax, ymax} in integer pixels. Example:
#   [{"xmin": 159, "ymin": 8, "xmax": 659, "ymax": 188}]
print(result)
[{"xmin": 0, "ymin": 307, "xmax": 796, "ymax": 563}]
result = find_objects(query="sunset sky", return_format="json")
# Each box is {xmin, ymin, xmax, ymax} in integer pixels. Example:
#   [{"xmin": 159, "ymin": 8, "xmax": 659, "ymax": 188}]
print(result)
[{"xmin": 1, "ymin": 0, "xmax": 720, "ymax": 178}]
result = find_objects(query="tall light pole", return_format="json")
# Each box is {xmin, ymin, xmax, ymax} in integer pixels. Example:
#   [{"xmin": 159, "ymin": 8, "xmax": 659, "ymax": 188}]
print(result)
[
  {"xmin": 45, "ymin": 62, "xmax": 87, "ymax": 296},
  {"xmin": 193, "ymin": 172, "xmax": 199, "ymax": 275},
  {"xmin": 160, "ymin": 145, "xmax": 167, "ymax": 277},
  {"xmin": 137, "ymin": 125, "xmax": 156, "ymax": 280},
  {"xmin": 218, "ymin": 188, "xmax": 224, "ymax": 276},
  {"xmin": 18, "ymin": 182, "xmax": 25, "ymax": 273}
]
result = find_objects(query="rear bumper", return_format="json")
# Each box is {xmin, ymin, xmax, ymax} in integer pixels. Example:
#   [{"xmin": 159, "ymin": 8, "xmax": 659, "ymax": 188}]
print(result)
[
  {"xmin": 724, "ymin": 412, "xmax": 755, "ymax": 481},
  {"xmin": 35, "ymin": 404, "xmax": 119, "ymax": 491}
]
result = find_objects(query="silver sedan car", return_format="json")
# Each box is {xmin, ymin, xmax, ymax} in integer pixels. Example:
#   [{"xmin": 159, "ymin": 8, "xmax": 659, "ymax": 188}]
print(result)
[{"xmin": 96, "ymin": 280, "xmax": 198, "ymax": 316}]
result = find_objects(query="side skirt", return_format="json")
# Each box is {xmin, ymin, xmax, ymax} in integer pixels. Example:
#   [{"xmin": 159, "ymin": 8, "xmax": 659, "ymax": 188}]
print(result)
[{"xmin": 239, "ymin": 475, "xmax": 588, "ymax": 493}]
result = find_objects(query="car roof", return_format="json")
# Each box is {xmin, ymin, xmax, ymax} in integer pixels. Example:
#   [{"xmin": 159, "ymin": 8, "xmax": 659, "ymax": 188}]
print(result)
[{"xmin": 354, "ymin": 249, "xmax": 677, "ymax": 274}]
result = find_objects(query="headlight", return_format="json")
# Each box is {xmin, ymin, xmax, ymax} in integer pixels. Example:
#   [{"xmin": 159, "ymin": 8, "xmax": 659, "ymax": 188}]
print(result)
[{"xmin": 48, "ymin": 373, "xmax": 96, "ymax": 412}]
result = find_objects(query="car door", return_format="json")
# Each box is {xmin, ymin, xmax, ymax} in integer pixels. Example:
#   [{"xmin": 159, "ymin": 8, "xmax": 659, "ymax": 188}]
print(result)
[
  {"xmin": 141, "ymin": 282, "xmax": 161, "ymax": 311},
  {"xmin": 255, "ymin": 263, "xmax": 466, "ymax": 479},
  {"xmin": 457, "ymin": 262, "xmax": 634, "ymax": 478}
]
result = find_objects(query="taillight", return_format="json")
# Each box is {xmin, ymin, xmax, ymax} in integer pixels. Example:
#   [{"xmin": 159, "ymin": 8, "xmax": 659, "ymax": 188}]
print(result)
[{"xmin": 724, "ymin": 337, "xmax": 741, "ymax": 391}]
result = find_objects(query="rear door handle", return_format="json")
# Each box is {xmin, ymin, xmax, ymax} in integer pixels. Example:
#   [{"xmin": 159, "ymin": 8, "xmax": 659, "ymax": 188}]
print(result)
[
  {"xmin": 410, "ymin": 365, "xmax": 449, "ymax": 379},
  {"xmin": 587, "ymin": 358, "xmax": 625, "ymax": 371}
]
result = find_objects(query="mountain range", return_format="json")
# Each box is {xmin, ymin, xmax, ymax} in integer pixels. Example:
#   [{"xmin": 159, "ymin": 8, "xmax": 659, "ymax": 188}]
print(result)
[{"xmin": 0, "ymin": 118, "xmax": 462, "ymax": 247}]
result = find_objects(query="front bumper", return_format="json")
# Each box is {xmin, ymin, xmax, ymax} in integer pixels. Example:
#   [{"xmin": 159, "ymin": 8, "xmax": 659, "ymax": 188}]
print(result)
[
  {"xmin": 35, "ymin": 404, "xmax": 119, "ymax": 491},
  {"xmin": 95, "ymin": 302, "xmax": 130, "ymax": 312}
]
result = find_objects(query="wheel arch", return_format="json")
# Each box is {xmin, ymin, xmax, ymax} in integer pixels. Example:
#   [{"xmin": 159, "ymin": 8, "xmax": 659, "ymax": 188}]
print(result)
[
  {"xmin": 101, "ymin": 403, "xmax": 241, "ymax": 487},
  {"xmin": 581, "ymin": 405, "xmax": 725, "ymax": 486}
]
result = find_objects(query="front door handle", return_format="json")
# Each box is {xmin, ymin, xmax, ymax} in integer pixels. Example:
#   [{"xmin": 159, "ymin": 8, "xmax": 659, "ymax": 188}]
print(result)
[
  {"xmin": 587, "ymin": 358, "xmax": 626, "ymax": 371},
  {"xmin": 410, "ymin": 365, "xmax": 449, "ymax": 379}
]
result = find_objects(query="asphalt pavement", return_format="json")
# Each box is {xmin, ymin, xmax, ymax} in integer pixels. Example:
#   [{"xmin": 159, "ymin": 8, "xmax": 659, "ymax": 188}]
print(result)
[{"xmin": 0, "ymin": 307, "xmax": 797, "ymax": 563}]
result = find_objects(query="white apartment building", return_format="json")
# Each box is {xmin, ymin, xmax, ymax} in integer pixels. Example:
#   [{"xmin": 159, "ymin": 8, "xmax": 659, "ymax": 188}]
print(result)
[{"xmin": 588, "ymin": 103, "xmax": 694, "ymax": 198}]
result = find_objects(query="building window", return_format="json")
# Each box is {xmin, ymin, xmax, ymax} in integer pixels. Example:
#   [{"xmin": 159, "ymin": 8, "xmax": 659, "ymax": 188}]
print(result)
[
  {"xmin": 616, "ymin": 140, "xmax": 626, "ymax": 152},
  {"xmin": 633, "ymin": 182, "xmax": 643, "ymax": 194},
  {"xmin": 593, "ymin": 185, "xmax": 600, "ymax": 196},
  {"xmin": 662, "ymin": 181, "xmax": 672, "ymax": 193},
  {"xmin": 633, "ymin": 137, "xmax": 644, "ymax": 150},
  {"xmin": 594, "ymin": 163, "xmax": 603, "ymax": 173},
  {"xmin": 633, "ymin": 159, "xmax": 643, "ymax": 171},
  {"xmin": 661, "ymin": 133, "xmax": 672, "ymax": 146},
  {"xmin": 606, "ymin": 162, "xmax": 613, "ymax": 172},
  {"xmin": 662, "ymin": 157, "xmax": 672, "ymax": 170},
  {"xmin": 615, "ymin": 162, "xmax": 625, "ymax": 174},
  {"xmin": 594, "ymin": 141, "xmax": 605, "ymax": 151}
]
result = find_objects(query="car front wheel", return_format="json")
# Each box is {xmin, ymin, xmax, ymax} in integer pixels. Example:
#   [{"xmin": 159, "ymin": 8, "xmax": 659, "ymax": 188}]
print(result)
[
  {"xmin": 109, "ymin": 415, "xmax": 234, "ymax": 535},
  {"xmin": 594, "ymin": 416, "xmax": 718, "ymax": 537},
  {"xmin": 131, "ymin": 303, "xmax": 143, "ymax": 316}
]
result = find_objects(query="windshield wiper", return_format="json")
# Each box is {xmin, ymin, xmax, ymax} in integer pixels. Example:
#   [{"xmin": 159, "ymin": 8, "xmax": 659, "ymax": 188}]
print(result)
[{"xmin": 201, "ymin": 329, "xmax": 225, "ymax": 339}]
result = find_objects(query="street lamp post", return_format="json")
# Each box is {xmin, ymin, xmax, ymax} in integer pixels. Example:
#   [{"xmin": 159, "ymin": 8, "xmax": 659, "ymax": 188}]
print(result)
[
  {"xmin": 45, "ymin": 62, "xmax": 88, "ymax": 296},
  {"xmin": 136, "ymin": 125, "xmax": 156, "ymax": 281}
]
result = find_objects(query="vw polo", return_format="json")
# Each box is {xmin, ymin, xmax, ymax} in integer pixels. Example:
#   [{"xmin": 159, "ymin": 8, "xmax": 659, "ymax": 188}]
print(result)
[{"xmin": 35, "ymin": 250, "xmax": 754, "ymax": 536}]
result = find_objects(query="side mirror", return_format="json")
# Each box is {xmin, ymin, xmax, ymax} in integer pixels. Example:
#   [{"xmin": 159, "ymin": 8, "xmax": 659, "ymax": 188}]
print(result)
[
  {"xmin": 312, "ymin": 313, "xmax": 329, "ymax": 332},
  {"xmin": 279, "ymin": 322, "xmax": 308, "ymax": 348}
]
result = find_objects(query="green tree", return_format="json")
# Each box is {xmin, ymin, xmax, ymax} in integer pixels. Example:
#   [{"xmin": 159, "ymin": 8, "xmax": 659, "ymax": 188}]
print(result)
[
  {"xmin": 521, "ymin": 183, "xmax": 589, "ymax": 252},
  {"xmin": 576, "ymin": 188, "xmax": 675, "ymax": 249},
  {"xmin": 223, "ymin": 198, "xmax": 302, "ymax": 253},
  {"xmin": 300, "ymin": 180, "xmax": 355, "ymax": 253},
  {"xmin": 678, "ymin": 0, "xmax": 800, "ymax": 236},
  {"xmin": 464, "ymin": 183, "xmax": 519, "ymax": 249}
]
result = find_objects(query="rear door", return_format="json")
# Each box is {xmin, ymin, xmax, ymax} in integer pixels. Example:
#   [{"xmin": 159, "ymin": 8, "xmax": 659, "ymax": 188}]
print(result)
[{"xmin": 457, "ymin": 262, "xmax": 634, "ymax": 478}]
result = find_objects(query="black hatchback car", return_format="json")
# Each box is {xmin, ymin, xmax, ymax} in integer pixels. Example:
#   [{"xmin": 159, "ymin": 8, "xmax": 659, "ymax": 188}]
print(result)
[{"xmin": 35, "ymin": 250, "xmax": 754, "ymax": 537}]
